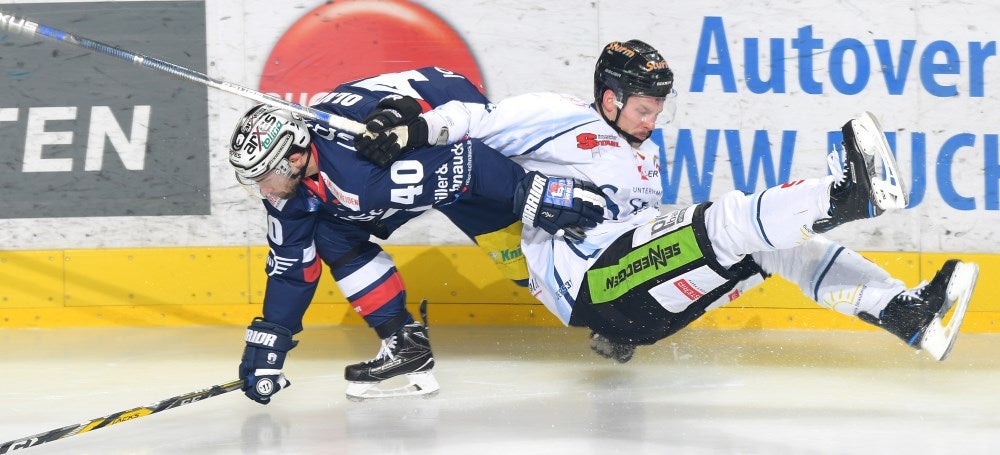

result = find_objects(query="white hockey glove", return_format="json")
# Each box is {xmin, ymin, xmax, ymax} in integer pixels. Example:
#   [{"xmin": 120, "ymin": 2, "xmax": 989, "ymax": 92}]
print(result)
[
  {"xmin": 239, "ymin": 318, "xmax": 298, "ymax": 405},
  {"xmin": 513, "ymin": 171, "xmax": 606, "ymax": 242}
]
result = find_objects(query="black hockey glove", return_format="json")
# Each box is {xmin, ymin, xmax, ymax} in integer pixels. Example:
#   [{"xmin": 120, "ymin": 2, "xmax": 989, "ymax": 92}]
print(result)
[
  {"xmin": 513, "ymin": 171, "xmax": 606, "ymax": 242},
  {"xmin": 239, "ymin": 318, "xmax": 298, "ymax": 405},
  {"xmin": 354, "ymin": 95, "xmax": 429, "ymax": 167},
  {"xmin": 363, "ymin": 94, "xmax": 423, "ymax": 133},
  {"xmin": 589, "ymin": 331, "xmax": 636, "ymax": 364}
]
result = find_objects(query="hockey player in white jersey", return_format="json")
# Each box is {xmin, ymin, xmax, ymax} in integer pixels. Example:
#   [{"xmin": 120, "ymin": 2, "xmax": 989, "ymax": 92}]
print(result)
[{"xmin": 356, "ymin": 40, "xmax": 979, "ymax": 363}]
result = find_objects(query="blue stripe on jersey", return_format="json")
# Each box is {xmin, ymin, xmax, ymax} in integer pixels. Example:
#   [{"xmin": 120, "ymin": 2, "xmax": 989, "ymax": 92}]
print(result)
[
  {"xmin": 521, "ymin": 119, "xmax": 602, "ymax": 155},
  {"xmin": 551, "ymin": 260, "xmax": 575, "ymax": 322},
  {"xmin": 751, "ymin": 188, "xmax": 775, "ymax": 249},
  {"xmin": 812, "ymin": 244, "xmax": 846, "ymax": 301}
]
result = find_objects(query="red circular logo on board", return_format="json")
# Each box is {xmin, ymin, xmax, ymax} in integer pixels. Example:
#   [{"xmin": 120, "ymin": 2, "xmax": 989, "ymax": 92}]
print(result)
[{"xmin": 259, "ymin": 0, "xmax": 483, "ymax": 105}]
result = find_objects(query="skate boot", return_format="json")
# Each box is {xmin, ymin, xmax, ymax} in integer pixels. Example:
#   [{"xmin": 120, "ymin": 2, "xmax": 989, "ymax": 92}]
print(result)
[
  {"xmin": 344, "ymin": 322, "xmax": 439, "ymax": 401},
  {"xmin": 858, "ymin": 259, "xmax": 979, "ymax": 361},
  {"xmin": 589, "ymin": 331, "xmax": 636, "ymax": 364},
  {"xmin": 813, "ymin": 112, "xmax": 909, "ymax": 233}
]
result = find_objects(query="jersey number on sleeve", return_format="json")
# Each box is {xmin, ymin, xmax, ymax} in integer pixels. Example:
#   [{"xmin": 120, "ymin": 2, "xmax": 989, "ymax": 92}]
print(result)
[{"xmin": 267, "ymin": 214, "xmax": 284, "ymax": 245}]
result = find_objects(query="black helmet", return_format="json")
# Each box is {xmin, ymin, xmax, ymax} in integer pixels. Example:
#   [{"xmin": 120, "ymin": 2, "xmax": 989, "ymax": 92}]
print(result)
[{"xmin": 594, "ymin": 40, "xmax": 674, "ymax": 106}]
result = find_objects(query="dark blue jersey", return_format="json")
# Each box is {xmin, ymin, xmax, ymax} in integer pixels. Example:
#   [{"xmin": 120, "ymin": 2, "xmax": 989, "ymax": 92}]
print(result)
[{"xmin": 256, "ymin": 68, "xmax": 523, "ymax": 333}]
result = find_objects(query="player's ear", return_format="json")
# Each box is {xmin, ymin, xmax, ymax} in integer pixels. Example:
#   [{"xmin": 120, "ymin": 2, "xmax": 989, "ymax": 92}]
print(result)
[
  {"xmin": 600, "ymin": 89, "xmax": 618, "ymax": 115},
  {"xmin": 286, "ymin": 147, "xmax": 309, "ymax": 166}
]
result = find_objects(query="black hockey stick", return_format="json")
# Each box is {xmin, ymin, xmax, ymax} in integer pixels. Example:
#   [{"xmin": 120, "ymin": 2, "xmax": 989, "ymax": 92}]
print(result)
[
  {"xmin": 0, "ymin": 10, "xmax": 365, "ymax": 134},
  {"xmin": 0, "ymin": 379, "xmax": 243, "ymax": 453}
]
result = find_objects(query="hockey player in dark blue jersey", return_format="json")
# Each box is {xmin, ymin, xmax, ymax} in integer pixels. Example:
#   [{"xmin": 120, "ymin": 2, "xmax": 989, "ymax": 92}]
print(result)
[{"xmin": 229, "ymin": 67, "xmax": 606, "ymax": 402}]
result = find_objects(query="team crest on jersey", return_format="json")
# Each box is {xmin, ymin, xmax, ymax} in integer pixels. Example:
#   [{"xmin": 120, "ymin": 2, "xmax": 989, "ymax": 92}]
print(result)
[
  {"xmin": 634, "ymin": 150, "xmax": 660, "ymax": 180},
  {"xmin": 265, "ymin": 194, "xmax": 288, "ymax": 211},
  {"xmin": 266, "ymin": 250, "xmax": 298, "ymax": 277},
  {"xmin": 576, "ymin": 132, "xmax": 621, "ymax": 150}
]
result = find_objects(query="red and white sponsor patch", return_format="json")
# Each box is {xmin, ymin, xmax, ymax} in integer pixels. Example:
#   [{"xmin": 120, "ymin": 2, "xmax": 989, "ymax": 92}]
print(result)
[
  {"xmin": 673, "ymin": 279, "xmax": 704, "ymax": 300},
  {"xmin": 320, "ymin": 171, "xmax": 360, "ymax": 211},
  {"xmin": 576, "ymin": 132, "xmax": 621, "ymax": 150}
]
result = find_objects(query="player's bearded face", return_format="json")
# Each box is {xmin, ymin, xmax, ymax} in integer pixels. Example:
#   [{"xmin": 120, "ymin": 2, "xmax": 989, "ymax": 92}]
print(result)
[{"xmin": 255, "ymin": 158, "xmax": 305, "ymax": 200}]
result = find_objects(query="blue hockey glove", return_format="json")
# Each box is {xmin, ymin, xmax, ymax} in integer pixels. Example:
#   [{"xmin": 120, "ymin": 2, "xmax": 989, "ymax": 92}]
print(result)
[
  {"xmin": 513, "ymin": 171, "xmax": 606, "ymax": 242},
  {"xmin": 239, "ymin": 318, "xmax": 298, "ymax": 405},
  {"xmin": 354, "ymin": 95, "xmax": 428, "ymax": 167}
]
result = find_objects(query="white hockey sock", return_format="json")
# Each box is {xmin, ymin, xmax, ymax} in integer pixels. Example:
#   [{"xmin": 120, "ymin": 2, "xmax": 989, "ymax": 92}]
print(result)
[
  {"xmin": 704, "ymin": 177, "xmax": 831, "ymax": 267},
  {"xmin": 751, "ymin": 236, "xmax": 904, "ymax": 317}
]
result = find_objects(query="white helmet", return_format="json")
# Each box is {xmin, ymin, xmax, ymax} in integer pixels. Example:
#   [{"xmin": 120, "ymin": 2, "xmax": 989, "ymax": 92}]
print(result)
[{"xmin": 229, "ymin": 104, "xmax": 311, "ymax": 182}]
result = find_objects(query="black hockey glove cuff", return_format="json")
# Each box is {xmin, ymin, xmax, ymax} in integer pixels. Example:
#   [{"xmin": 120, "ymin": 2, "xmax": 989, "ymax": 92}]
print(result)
[
  {"xmin": 512, "ymin": 171, "xmax": 606, "ymax": 242},
  {"xmin": 239, "ymin": 318, "xmax": 298, "ymax": 405},
  {"xmin": 363, "ymin": 95, "xmax": 423, "ymax": 133}
]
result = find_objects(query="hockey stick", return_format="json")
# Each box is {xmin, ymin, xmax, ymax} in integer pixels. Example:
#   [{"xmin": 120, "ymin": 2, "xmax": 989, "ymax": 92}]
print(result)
[
  {"xmin": 0, "ymin": 10, "xmax": 364, "ymax": 134},
  {"xmin": 0, "ymin": 379, "xmax": 243, "ymax": 453}
]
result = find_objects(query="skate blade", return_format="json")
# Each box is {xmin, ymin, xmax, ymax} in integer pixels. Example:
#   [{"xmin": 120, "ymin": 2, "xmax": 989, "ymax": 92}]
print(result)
[
  {"xmin": 920, "ymin": 261, "xmax": 979, "ymax": 361},
  {"xmin": 853, "ymin": 111, "xmax": 909, "ymax": 211},
  {"xmin": 345, "ymin": 371, "xmax": 440, "ymax": 402}
]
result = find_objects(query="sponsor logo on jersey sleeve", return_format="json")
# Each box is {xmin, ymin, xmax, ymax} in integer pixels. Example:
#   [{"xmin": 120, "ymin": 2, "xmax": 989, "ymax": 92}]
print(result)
[
  {"xmin": 673, "ymin": 279, "xmax": 704, "ymax": 300},
  {"xmin": 433, "ymin": 142, "xmax": 472, "ymax": 203},
  {"xmin": 576, "ymin": 133, "xmax": 621, "ymax": 150}
]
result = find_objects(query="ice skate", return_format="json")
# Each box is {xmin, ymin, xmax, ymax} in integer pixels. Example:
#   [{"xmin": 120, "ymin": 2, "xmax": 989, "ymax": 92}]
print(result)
[
  {"xmin": 589, "ymin": 331, "xmax": 636, "ymax": 364},
  {"xmin": 858, "ymin": 259, "xmax": 978, "ymax": 361},
  {"xmin": 813, "ymin": 111, "xmax": 909, "ymax": 233},
  {"xmin": 344, "ymin": 322, "xmax": 439, "ymax": 401}
]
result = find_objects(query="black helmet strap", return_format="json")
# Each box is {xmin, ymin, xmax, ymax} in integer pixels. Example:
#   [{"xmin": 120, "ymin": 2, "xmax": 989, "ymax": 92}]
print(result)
[{"xmin": 595, "ymin": 89, "xmax": 645, "ymax": 146}]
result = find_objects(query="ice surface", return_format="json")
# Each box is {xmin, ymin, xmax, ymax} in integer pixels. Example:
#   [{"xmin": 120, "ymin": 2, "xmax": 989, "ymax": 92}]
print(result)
[{"xmin": 2, "ymin": 325, "xmax": 999, "ymax": 454}]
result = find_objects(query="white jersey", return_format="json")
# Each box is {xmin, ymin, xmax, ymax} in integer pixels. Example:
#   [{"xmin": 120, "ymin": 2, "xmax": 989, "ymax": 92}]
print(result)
[{"xmin": 425, "ymin": 92, "xmax": 663, "ymax": 323}]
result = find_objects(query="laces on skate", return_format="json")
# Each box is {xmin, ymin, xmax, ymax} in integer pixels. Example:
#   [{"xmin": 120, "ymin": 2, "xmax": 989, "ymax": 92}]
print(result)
[
  {"xmin": 825, "ymin": 148, "xmax": 847, "ymax": 189},
  {"xmin": 894, "ymin": 283, "xmax": 928, "ymax": 306},
  {"xmin": 368, "ymin": 337, "xmax": 398, "ymax": 364},
  {"xmin": 813, "ymin": 112, "xmax": 909, "ymax": 233}
]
